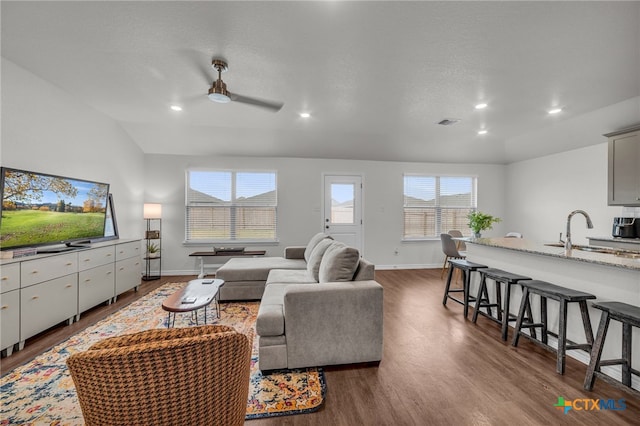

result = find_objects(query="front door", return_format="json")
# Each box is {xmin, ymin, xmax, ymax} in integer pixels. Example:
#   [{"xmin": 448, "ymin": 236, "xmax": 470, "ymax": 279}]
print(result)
[{"xmin": 323, "ymin": 175, "xmax": 363, "ymax": 253}]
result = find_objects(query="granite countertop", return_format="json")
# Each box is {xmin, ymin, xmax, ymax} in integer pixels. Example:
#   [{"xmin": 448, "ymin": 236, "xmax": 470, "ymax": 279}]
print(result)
[
  {"xmin": 464, "ymin": 237, "xmax": 640, "ymax": 271},
  {"xmin": 587, "ymin": 236, "xmax": 640, "ymax": 245}
]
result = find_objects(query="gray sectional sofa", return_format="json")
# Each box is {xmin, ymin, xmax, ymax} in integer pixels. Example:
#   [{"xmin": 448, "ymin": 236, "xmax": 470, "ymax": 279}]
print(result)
[{"xmin": 215, "ymin": 233, "xmax": 384, "ymax": 371}]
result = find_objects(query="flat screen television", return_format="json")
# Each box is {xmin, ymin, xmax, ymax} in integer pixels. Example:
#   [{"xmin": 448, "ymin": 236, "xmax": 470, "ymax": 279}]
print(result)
[{"xmin": 0, "ymin": 167, "xmax": 110, "ymax": 252}]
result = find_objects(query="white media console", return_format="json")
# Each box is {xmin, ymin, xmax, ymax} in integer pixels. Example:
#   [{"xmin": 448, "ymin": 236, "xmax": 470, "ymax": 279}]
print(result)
[{"xmin": 0, "ymin": 239, "xmax": 141, "ymax": 356}]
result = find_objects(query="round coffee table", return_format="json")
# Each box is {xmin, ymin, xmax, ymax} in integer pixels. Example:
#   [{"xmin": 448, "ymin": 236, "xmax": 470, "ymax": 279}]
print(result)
[{"xmin": 161, "ymin": 279, "xmax": 224, "ymax": 327}]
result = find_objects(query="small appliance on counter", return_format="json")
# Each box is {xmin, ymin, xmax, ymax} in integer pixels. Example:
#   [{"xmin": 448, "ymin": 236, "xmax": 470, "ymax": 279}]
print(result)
[{"xmin": 612, "ymin": 217, "xmax": 639, "ymax": 238}]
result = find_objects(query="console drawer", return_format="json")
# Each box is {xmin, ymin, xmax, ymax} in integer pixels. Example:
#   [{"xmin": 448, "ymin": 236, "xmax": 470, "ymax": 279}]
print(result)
[
  {"xmin": 1, "ymin": 263, "xmax": 20, "ymax": 293},
  {"xmin": 78, "ymin": 246, "xmax": 115, "ymax": 271},
  {"xmin": 20, "ymin": 253, "xmax": 78, "ymax": 288},
  {"xmin": 115, "ymin": 241, "xmax": 140, "ymax": 261}
]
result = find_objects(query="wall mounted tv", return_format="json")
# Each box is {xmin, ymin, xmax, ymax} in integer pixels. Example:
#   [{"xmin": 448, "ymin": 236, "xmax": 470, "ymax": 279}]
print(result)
[{"xmin": 0, "ymin": 167, "xmax": 110, "ymax": 252}]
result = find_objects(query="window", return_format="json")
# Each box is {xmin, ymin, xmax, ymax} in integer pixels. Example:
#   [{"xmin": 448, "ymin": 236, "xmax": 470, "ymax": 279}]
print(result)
[
  {"xmin": 186, "ymin": 170, "xmax": 277, "ymax": 243},
  {"xmin": 403, "ymin": 175, "xmax": 477, "ymax": 239}
]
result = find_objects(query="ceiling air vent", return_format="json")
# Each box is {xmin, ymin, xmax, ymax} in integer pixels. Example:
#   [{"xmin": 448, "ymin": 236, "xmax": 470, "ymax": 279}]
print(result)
[{"xmin": 437, "ymin": 118, "xmax": 461, "ymax": 126}]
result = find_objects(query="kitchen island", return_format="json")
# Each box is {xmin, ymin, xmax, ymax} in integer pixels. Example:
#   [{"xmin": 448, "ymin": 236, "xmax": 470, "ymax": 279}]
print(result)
[{"xmin": 464, "ymin": 237, "xmax": 639, "ymax": 391}]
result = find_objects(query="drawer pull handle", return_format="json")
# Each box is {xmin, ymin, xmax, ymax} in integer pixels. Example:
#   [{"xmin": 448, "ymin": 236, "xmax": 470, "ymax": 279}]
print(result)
[
  {"xmin": 1, "ymin": 277, "xmax": 7, "ymax": 281},
  {"xmin": 84, "ymin": 279, "xmax": 91, "ymax": 283},
  {"xmin": 66, "ymin": 262, "xmax": 73, "ymax": 266},
  {"xmin": 107, "ymin": 271, "xmax": 113, "ymax": 275},
  {"xmin": 1, "ymin": 305, "xmax": 8, "ymax": 310},
  {"xmin": 31, "ymin": 270, "xmax": 39, "ymax": 274},
  {"xmin": 65, "ymin": 284, "xmax": 73, "ymax": 288},
  {"xmin": 106, "ymin": 253, "xmax": 112, "ymax": 257},
  {"xmin": 32, "ymin": 296, "xmax": 39, "ymax": 300},
  {"xmin": 119, "ymin": 267, "xmax": 125, "ymax": 271},
  {"xmin": 135, "ymin": 262, "xmax": 140, "ymax": 266}
]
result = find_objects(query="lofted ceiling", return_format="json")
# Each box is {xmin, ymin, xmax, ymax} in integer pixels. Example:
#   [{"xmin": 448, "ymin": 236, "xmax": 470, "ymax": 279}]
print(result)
[{"xmin": 2, "ymin": 1, "xmax": 639, "ymax": 164}]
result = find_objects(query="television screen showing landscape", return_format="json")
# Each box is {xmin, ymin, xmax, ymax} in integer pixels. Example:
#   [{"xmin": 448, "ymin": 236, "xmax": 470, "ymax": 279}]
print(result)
[{"xmin": 0, "ymin": 168, "xmax": 110, "ymax": 250}]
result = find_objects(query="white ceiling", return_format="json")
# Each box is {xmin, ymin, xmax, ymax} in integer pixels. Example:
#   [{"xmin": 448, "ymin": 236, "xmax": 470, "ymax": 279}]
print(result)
[{"xmin": 2, "ymin": 1, "xmax": 639, "ymax": 164}]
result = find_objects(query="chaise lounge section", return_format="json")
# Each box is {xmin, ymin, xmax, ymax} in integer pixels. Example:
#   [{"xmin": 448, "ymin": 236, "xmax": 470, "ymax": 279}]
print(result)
[{"xmin": 215, "ymin": 233, "xmax": 331, "ymax": 301}]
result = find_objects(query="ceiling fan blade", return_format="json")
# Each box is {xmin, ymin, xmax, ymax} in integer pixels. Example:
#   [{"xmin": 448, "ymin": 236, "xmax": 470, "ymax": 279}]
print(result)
[
  {"xmin": 228, "ymin": 92, "xmax": 284, "ymax": 112},
  {"xmin": 178, "ymin": 48, "xmax": 213, "ymax": 85}
]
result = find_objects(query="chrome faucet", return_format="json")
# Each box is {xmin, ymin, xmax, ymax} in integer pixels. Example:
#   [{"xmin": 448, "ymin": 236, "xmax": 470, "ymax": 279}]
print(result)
[{"xmin": 565, "ymin": 210, "xmax": 594, "ymax": 250}]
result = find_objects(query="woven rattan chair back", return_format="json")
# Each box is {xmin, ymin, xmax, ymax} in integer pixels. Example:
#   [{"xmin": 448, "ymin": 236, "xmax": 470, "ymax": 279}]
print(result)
[{"xmin": 67, "ymin": 325, "xmax": 251, "ymax": 426}]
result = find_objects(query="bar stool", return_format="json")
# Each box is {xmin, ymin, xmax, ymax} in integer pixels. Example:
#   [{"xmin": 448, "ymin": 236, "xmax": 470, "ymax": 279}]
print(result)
[
  {"xmin": 472, "ymin": 268, "xmax": 533, "ymax": 341},
  {"xmin": 442, "ymin": 259, "xmax": 488, "ymax": 318},
  {"xmin": 584, "ymin": 301, "xmax": 640, "ymax": 392},
  {"xmin": 511, "ymin": 280, "xmax": 596, "ymax": 374}
]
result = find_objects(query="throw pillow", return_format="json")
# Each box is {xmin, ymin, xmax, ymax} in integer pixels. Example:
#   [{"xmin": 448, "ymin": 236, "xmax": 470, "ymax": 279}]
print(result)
[
  {"xmin": 304, "ymin": 233, "xmax": 333, "ymax": 262},
  {"xmin": 318, "ymin": 242, "xmax": 360, "ymax": 283},
  {"xmin": 306, "ymin": 238, "xmax": 335, "ymax": 282}
]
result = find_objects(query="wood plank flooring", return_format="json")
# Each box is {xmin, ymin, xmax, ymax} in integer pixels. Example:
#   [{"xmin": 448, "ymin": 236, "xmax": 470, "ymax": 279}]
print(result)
[{"xmin": 2, "ymin": 269, "xmax": 638, "ymax": 425}]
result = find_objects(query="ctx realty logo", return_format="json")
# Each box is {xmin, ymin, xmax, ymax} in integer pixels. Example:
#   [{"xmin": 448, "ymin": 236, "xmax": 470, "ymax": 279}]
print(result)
[{"xmin": 554, "ymin": 396, "xmax": 626, "ymax": 414}]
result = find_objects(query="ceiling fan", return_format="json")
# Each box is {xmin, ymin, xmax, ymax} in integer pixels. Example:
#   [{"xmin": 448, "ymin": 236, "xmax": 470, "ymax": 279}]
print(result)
[{"xmin": 206, "ymin": 59, "xmax": 284, "ymax": 112}]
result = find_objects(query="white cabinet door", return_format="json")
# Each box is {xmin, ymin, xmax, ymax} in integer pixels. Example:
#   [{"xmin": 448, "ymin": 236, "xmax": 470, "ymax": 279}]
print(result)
[
  {"xmin": 115, "ymin": 256, "xmax": 141, "ymax": 296},
  {"xmin": 1, "ymin": 289, "xmax": 20, "ymax": 355},
  {"xmin": 21, "ymin": 274, "xmax": 78, "ymax": 340},
  {"xmin": 78, "ymin": 263, "xmax": 115, "ymax": 314}
]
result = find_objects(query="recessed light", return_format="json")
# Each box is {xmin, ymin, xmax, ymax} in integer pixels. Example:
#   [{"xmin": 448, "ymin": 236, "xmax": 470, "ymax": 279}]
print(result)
[
  {"xmin": 475, "ymin": 103, "xmax": 488, "ymax": 110},
  {"xmin": 299, "ymin": 112, "xmax": 311, "ymax": 118},
  {"xmin": 548, "ymin": 108, "xmax": 562, "ymax": 114},
  {"xmin": 478, "ymin": 130, "xmax": 488, "ymax": 135},
  {"xmin": 170, "ymin": 105, "xmax": 183, "ymax": 112}
]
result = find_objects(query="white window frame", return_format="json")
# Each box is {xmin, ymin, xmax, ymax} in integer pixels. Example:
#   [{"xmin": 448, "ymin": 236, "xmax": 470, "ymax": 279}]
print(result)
[
  {"xmin": 185, "ymin": 169, "xmax": 278, "ymax": 244},
  {"xmin": 402, "ymin": 174, "xmax": 478, "ymax": 240}
]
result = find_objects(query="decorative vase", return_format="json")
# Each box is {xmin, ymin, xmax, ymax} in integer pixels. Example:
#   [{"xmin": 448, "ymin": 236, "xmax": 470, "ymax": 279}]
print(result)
[{"xmin": 474, "ymin": 232, "xmax": 481, "ymax": 238}]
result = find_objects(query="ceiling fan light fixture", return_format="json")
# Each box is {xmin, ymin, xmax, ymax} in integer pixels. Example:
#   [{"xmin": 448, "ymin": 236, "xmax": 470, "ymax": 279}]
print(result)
[{"xmin": 208, "ymin": 81, "xmax": 231, "ymax": 103}]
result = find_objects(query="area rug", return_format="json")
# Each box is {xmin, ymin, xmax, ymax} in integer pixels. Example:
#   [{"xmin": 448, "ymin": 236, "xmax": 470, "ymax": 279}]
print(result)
[{"xmin": 0, "ymin": 282, "xmax": 325, "ymax": 424}]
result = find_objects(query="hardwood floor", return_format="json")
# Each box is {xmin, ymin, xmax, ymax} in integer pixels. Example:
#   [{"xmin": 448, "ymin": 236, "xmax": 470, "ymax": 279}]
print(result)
[{"xmin": 2, "ymin": 270, "xmax": 638, "ymax": 425}]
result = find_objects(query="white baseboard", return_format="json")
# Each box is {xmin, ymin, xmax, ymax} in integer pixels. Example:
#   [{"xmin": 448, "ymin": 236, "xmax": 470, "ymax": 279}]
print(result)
[{"xmin": 376, "ymin": 263, "xmax": 441, "ymax": 270}]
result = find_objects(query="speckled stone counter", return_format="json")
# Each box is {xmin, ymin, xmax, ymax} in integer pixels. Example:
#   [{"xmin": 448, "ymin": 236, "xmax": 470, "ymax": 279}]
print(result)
[
  {"xmin": 462, "ymin": 237, "xmax": 639, "ymax": 387},
  {"xmin": 467, "ymin": 237, "xmax": 640, "ymax": 271}
]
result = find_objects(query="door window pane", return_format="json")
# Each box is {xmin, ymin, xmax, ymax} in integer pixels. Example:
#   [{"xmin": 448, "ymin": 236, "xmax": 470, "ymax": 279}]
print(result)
[{"xmin": 331, "ymin": 183, "xmax": 355, "ymax": 224}]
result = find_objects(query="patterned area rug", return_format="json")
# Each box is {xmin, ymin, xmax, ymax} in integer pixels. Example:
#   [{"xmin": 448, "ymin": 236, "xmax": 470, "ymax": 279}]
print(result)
[{"xmin": 0, "ymin": 282, "xmax": 325, "ymax": 424}]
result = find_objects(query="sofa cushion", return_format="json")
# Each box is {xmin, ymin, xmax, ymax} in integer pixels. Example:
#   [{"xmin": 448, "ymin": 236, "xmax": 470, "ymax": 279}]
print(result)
[
  {"xmin": 256, "ymin": 284, "xmax": 289, "ymax": 336},
  {"xmin": 318, "ymin": 242, "xmax": 360, "ymax": 283},
  {"xmin": 304, "ymin": 233, "xmax": 332, "ymax": 263},
  {"xmin": 267, "ymin": 269, "xmax": 316, "ymax": 285},
  {"xmin": 215, "ymin": 257, "xmax": 306, "ymax": 282},
  {"xmin": 305, "ymin": 238, "xmax": 334, "ymax": 282}
]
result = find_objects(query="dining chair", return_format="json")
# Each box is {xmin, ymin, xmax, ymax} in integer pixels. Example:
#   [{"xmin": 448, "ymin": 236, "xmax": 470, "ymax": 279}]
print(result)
[
  {"xmin": 440, "ymin": 233, "xmax": 466, "ymax": 278},
  {"xmin": 505, "ymin": 232, "xmax": 523, "ymax": 238}
]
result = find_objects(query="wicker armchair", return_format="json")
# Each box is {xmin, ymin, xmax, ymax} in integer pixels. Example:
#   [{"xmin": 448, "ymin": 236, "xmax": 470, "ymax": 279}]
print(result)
[{"xmin": 66, "ymin": 325, "xmax": 252, "ymax": 426}]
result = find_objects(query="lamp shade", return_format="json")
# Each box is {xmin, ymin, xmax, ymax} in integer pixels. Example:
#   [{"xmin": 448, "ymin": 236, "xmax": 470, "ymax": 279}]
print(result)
[{"xmin": 143, "ymin": 203, "xmax": 162, "ymax": 219}]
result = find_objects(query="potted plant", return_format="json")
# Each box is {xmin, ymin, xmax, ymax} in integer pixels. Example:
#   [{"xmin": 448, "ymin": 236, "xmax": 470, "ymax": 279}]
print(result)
[
  {"xmin": 146, "ymin": 242, "xmax": 160, "ymax": 258},
  {"xmin": 467, "ymin": 211, "xmax": 501, "ymax": 238}
]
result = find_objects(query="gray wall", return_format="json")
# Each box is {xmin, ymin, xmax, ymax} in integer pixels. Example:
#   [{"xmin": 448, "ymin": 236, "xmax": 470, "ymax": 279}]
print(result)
[
  {"xmin": 144, "ymin": 154, "xmax": 506, "ymax": 273},
  {"xmin": 1, "ymin": 58, "xmax": 145, "ymax": 241}
]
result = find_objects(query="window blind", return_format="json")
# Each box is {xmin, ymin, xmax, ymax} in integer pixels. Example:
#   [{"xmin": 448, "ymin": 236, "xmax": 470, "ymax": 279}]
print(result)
[
  {"xmin": 403, "ymin": 175, "xmax": 477, "ymax": 239},
  {"xmin": 186, "ymin": 170, "xmax": 277, "ymax": 242}
]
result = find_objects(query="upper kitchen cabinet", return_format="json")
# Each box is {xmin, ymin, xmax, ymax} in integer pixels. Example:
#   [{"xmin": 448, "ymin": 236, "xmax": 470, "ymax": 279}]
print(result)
[{"xmin": 607, "ymin": 125, "xmax": 640, "ymax": 206}]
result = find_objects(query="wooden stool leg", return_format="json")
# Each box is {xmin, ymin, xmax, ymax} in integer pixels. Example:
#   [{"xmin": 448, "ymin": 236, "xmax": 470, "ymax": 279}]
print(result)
[
  {"xmin": 584, "ymin": 311, "xmax": 611, "ymax": 390},
  {"xmin": 578, "ymin": 300, "xmax": 594, "ymax": 347},
  {"xmin": 471, "ymin": 275, "xmax": 486, "ymax": 323},
  {"xmin": 522, "ymin": 285, "xmax": 537, "ymax": 340},
  {"xmin": 512, "ymin": 287, "xmax": 530, "ymax": 347},
  {"xmin": 540, "ymin": 297, "xmax": 548, "ymax": 344},
  {"xmin": 495, "ymin": 280, "xmax": 502, "ymax": 322},
  {"xmin": 501, "ymin": 282, "xmax": 512, "ymax": 341},
  {"xmin": 481, "ymin": 282, "xmax": 493, "ymax": 318},
  {"xmin": 463, "ymin": 269, "xmax": 471, "ymax": 319},
  {"xmin": 622, "ymin": 322, "xmax": 632, "ymax": 387},
  {"xmin": 442, "ymin": 264, "xmax": 455, "ymax": 306},
  {"xmin": 557, "ymin": 300, "xmax": 568, "ymax": 374}
]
